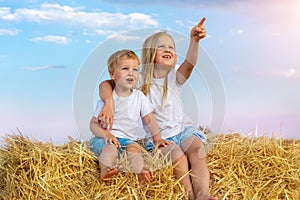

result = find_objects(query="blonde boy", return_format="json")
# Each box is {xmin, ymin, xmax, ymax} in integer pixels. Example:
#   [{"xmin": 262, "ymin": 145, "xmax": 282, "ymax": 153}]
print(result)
[{"xmin": 89, "ymin": 50, "xmax": 170, "ymax": 184}]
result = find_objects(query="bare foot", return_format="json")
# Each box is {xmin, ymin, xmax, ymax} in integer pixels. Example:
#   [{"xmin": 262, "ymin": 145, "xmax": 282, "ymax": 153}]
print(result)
[
  {"xmin": 100, "ymin": 166, "xmax": 121, "ymax": 182},
  {"xmin": 137, "ymin": 165, "xmax": 153, "ymax": 185},
  {"xmin": 195, "ymin": 194, "xmax": 218, "ymax": 200}
]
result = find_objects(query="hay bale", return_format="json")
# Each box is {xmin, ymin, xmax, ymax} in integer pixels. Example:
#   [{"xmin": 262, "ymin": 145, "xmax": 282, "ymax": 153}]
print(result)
[
  {"xmin": 0, "ymin": 134, "xmax": 187, "ymax": 200},
  {"xmin": 208, "ymin": 134, "xmax": 300, "ymax": 199},
  {"xmin": 0, "ymin": 133, "xmax": 299, "ymax": 199}
]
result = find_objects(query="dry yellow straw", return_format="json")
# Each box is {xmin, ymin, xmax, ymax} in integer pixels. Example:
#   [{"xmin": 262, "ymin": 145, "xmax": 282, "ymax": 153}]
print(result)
[
  {"xmin": 0, "ymin": 134, "xmax": 187, "ymax": 200},
  {"xmin": 207, "ymin": 134, "xmax": 300, "ymax": 200},
  {"xmin": 0, "ymin": 133, "xmax": 299, "ymax": 199}
]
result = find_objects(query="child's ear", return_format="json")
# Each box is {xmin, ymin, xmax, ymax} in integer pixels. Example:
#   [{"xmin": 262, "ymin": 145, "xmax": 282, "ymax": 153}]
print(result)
[{"xmin": 109, "ymin": 72, "xmax": 115, "ymax": 80}]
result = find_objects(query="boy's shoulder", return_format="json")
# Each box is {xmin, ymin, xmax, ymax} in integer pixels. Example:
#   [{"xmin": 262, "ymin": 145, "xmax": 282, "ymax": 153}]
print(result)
[{"xmin": 132, "ymin": 88, "xmax": 146, "ymax": 97}]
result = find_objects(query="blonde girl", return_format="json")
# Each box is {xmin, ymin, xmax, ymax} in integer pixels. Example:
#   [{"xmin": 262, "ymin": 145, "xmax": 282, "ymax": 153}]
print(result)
[{"xmin": 98, "ymin": 17, "xmax": 217, "ymax": 200}]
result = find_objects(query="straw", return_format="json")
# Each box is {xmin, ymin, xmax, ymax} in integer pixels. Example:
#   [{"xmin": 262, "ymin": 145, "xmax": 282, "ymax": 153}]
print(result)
[
  {"xmin": 0, "ymin": 134, "xmax": 187, "ymax": 200},
  {"xmin": 0, "ymin": 133, "xmax": 299, "ymax": 199},
  {"xmin": 207, "ymin": 134, "xmax": 300, "ymax": 200}
]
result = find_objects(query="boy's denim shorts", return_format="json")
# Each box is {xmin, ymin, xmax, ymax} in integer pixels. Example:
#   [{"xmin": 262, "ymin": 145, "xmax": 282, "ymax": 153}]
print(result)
[
  {"xmin": 145, "ymin": 126, "xmax": 207, "ymax": 152},
  {"xmin": 90, "ymin": 137, "xmax": 139, "ymax": 156},
  {"xmin": 90, "ymin": 137, "xmax": 106, "ymax": 156}
]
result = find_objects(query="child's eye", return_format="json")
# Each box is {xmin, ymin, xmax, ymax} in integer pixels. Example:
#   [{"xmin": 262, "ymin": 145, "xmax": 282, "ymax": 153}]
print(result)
[
  {"xmin": 122, "ymin": 67, "xmax": 128, "ymax": 70},
  {"xmin": 133, "ymin": 68, "xmax": 139, "ymax": 71}
]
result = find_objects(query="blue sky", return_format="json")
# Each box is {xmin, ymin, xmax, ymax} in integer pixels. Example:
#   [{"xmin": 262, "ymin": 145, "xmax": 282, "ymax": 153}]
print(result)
[{"xmin": 1, "ymin": 0, "xmax": 299, "ymax": 143}]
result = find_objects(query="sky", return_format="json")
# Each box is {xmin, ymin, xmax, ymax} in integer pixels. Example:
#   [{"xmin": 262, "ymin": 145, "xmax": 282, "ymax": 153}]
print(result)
[{"xmin": 1, "ymin": 0, "xmax": 299, "ymax": 144}]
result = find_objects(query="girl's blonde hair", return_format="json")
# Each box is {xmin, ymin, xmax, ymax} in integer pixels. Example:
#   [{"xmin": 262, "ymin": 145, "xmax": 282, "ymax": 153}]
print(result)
[{"xmin": 140, "ymin": 32, "xmax": 177, "ymax": 107}]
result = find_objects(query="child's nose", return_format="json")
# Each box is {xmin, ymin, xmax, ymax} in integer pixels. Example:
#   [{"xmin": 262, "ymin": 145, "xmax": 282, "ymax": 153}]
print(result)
[
  {"xmin": 164, "ymin": 47, "xmax": 171, "ymax": 52},
  {"xmin": 128, "ymin": 70, "xmax": 133, "ymax": 75}
]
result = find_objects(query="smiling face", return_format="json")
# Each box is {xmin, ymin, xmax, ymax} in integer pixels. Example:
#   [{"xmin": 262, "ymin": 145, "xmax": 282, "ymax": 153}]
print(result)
[
  {"xmin": 110, "ymin": 56, "xmax": 140, "ymax": 92},
  {"xmin": 154, "ymin": 34, "xmax": 177, "ymax": 68}
]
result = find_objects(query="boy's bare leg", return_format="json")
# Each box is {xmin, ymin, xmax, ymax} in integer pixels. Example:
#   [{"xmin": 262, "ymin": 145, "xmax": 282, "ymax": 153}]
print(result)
[
  {"xmin": 181, "ymin": 136, "xmax": 218, "ymax": 200},
  {"xmin": 98, "ymin": 144, "xmax": 120, "ymax": 181},
  {"xmin": 126, "ymin": 143, "xmax": 152, "ymax": 184},
  {"xmin": 137, "ymin": 165, "xmax": 153, "ymax": 184},
  {"xmin": 159, "ymin": 143, "xmax": 195, "ymax": 200}
]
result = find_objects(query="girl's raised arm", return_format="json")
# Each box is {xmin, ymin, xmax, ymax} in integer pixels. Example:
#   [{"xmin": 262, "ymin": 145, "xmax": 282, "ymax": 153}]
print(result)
[
  {"xmin": 98, "ymin": 79, "xmax": 115, "ymax": 130},
  {"xmin": 176, "ymin": 17, "xmax": 206, "ymax": 85}
]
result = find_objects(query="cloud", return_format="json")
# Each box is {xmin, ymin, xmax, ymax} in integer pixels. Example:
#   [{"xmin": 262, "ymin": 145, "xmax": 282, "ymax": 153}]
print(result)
[
  {"xmin": 175, "ymin": 20, "xmax": 185, "ymax": 27},
  {"xmin": 30, "ymin": 35, "xmax": 70, "ymax": 45},
  {"xmin": 83, "ymin": 29, "xmax": 115, "ymax": 36},
  {"xmin": 256, "ymin": 68, "xmax": 300, "ymax": 79},
  {"xmin": 94, "ymin": 30, "xmax": 114, "ymax": 36},
  {"xmin": 23, "ymin": 65, "xmax": 67, "ymax": 71},
  {"xmin": 0, "ymin": 4, "xmax": 158, "ymax": 30},
  {"xmin": 0, "ymin": 28, "xmax": 20, "ymax": 36},
  {"xmin": 107, "ymin": 34, "xmax": 141, "ymax": 41}
]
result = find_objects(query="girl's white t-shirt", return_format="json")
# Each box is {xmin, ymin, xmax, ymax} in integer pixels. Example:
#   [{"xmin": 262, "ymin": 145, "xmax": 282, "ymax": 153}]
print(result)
[
  {"xmin": 138, "ymin": 69, "xmax": 193, "ymax": 139},
  {"xmin": 93, "ymin": 89, "xmax": 153, "ymax": 140}
]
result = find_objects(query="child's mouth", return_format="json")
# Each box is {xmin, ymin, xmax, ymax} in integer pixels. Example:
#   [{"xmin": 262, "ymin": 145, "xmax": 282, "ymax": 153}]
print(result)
[
  {"xmin": 126, "ymin": 78, "xmax": 134, "ymax": 82},
  {"xmin": 162, "ymin": 55, "xmax": 171, "ymax": 59}
]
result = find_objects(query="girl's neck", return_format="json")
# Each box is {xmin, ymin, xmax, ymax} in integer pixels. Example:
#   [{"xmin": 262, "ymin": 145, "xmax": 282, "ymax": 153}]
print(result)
[
  {"xmin": 153, "ymin": 65, "xmax": 171, "ymax": 79},
  {"xmin": 114, "ymin": 86, "xmax": 132, "ymax": 97}
]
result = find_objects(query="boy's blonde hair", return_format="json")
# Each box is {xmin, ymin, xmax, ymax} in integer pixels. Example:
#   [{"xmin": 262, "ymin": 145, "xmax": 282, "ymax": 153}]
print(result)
[
  {"xmin": 107, "ymin": 49, "xmax": 140, "ymax": 73},
  {"xmin": 141, "ymin": 32, "xmax": 177, "ymax": 107}
]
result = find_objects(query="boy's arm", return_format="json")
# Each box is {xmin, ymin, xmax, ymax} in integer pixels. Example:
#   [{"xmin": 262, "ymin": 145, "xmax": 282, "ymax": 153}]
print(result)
[
  {"xmin": 98, "ymin": 80, "xmax": 115, "ymax": 130},
  {"xmin": 142, "ymin": 113, "xmax": 171, "ymax": 148},
  {"xmin": 177, "ymin": 17, "xmax": 206, "ymax": 85},
  {"xmin": 89, "ymin": 116, "xmax": 120, "ymax": 147},
  {"xmin": 90, "ymin": 116, "xmax": 107, "ymax": 138}
]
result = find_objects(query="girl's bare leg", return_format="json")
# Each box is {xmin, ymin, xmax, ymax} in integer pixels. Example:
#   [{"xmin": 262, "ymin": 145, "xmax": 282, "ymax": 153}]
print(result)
[
  {"xmin": 160, "ymin": 143, "xmax": 195, "ymax": 200},
  {"xmin": 98, "ymin": 144, "xmax": 120, "ymax": 181},
  {"xmin": 181, "ymin": 136, "xmax": 217, "ymax": 200}
]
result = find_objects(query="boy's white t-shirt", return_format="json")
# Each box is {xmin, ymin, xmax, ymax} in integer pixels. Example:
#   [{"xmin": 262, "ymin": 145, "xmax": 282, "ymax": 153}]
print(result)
[
  {"xmin": 93, "ymin": 89, "xmax": 153, "ymax": 140},
  {"xmin": 138, "ymin": 69, "xmax": 193, "ymax": 139}
]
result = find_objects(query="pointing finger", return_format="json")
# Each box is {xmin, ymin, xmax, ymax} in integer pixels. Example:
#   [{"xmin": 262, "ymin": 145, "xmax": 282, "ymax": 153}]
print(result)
[{"xmin": 199, "ymin": 17, "xmax": 206, "ymax": 26}]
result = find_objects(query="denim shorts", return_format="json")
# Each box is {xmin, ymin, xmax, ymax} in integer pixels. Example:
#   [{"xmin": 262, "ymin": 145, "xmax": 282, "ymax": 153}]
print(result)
[
  {"xmin": 145, "ymin": 126, "xmax": 206, "ymax": 152},
  {"xmin": 117, "ymin": 138, "xmax": 139, "ymax": 152},
  {"xmin": 89, "ymin": 136, "xmax": 139, "ymax": 155},
  {"xmin": 90, "ymin": 137, "xmax": 106, "ymax": 156}
]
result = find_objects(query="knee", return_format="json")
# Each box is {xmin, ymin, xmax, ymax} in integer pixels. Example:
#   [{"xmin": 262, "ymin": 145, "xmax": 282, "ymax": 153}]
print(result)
[
  {"xmin": 170, "ymin": 144, "xmax": 186, "ymax": 162},
  {"xmin": 188, "ymin": 144, "xmax": 207, "ymax": 160},
  {"xmin": 98, "ymin": 144, "xmax": 118, "ymax": 165},
  {"xmin": 103, "ymin": 144, "xmax": 118, "ymax": 156}
]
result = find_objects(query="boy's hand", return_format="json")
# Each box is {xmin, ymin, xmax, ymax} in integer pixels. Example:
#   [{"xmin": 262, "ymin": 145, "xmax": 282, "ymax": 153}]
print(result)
[
  {"xmin": 104, "ymin": 130, "xmax": 120, "ymax": 148},
  {"xmin": 97, "ymin": 100, "xmax": 114, "ymax": 130},
  {"xmin": 191, "ymin": 17, "xmax": 206, "ymax": 42}
]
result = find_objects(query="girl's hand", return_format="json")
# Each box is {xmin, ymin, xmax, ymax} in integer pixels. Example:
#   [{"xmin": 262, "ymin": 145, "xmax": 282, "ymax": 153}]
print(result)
[
  {"xmin": 97, "ymin": 100, "xmax": 114, "ymax": 130},
  {"xmin": 104, "ymin": 130, "xmax": 120, "ymax": 148},
  {"xmin": 191, "ymin": 17, "xmax": 206, "ymax": 42},
  {"xmin": 153, "ymin": 139, "xmax": 172, "ymax": 153},
  {"xmin": 155, "ymin": 139, "xmax": 172, "ymax": 148}
]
